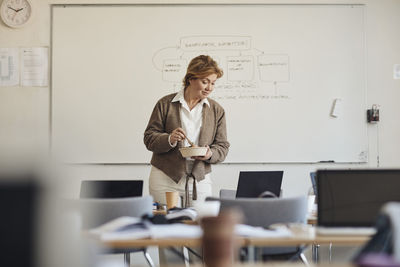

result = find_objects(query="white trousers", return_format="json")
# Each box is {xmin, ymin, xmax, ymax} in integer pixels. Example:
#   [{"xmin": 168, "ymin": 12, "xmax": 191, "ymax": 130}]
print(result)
[
  {"xmin": 149, "ymin": 163, "xmax": 210, "ymax": 266},
  {"xmin": 149, "ymin": 163, "xmax": 212, "ymax": 207}
]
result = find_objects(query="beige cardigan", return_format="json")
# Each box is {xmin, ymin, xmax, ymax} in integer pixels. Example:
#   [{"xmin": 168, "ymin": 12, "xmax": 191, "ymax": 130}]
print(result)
[{"xmin": 144, "ymin": 93, "xmax": 230, "ymax": 184}]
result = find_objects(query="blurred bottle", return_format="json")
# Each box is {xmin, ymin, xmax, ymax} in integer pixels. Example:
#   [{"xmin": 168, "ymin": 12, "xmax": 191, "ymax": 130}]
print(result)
[{"xmin": 200, "ymin": 209, "xmax": 242, "ymax": 267}]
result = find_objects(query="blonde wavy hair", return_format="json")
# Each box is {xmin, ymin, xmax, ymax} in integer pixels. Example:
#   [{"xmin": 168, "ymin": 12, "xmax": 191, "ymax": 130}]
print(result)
[{"xmin": 182, "ymin": 55, "xmax": 223, "ymax": 89}]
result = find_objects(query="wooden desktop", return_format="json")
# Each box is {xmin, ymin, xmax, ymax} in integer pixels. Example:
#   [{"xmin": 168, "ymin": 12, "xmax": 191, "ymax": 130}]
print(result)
[{"xmin": 95, "ymin": 224, "xmax": 370, "ymax": 263}]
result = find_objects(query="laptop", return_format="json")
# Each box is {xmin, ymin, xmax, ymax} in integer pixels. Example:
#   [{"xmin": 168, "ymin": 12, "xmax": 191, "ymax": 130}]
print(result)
[
  {"xmin": 316, "ymin": 169, "xmax": 400, "ymax": 235},
  {"xmin": 310, "ymin": 172, "xmax": 317, "ymax": 195},
  {"xmin": 236, "ymin": 171, "xmax": 283, "ymax": 198},
  {"xmin": 80, "ymin": 180, "xmax": 143, "ymax": 198}
]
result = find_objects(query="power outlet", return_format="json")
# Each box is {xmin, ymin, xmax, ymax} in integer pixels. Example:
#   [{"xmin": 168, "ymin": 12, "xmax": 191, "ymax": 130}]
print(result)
[{"xmin": 367, "ymin": 105, "xmax": 379, "ymax": 123}]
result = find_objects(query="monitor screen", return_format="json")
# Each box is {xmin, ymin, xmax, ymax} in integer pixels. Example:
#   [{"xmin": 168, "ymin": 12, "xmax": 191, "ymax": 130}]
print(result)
[
  {"xmin": 317, "ymin": 169, "xmax": 400, "ymax": 227},
  {"xmin": 236, "ymin": 171, "xmax": 283, "ymax": 198},
  {"xmin": 0, "ymin": 177, "xmax": 38, "ymax": 267},
  {"xmin": 80, "ymin": 180, "xmax": 143, "ymax": 198}
]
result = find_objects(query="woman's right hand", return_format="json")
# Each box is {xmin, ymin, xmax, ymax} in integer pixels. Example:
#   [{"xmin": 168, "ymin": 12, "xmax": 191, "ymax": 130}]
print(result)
[{"xmin": 170, "ymin": 127, "xmax": 186, "ymax": 144}]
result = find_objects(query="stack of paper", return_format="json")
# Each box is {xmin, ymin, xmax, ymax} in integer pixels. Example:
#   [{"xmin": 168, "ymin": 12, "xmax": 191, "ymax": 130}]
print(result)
[
  {"xmin": 88, "ymin": 216, "xmax": 202, "ymax": 241},
  {"xmin": 87, "ymin": 216, "xmax": 293, "ymax": 241},
  {"xmin": 235, "ymin": 224, "xmax": 292, "ymax": 238}
]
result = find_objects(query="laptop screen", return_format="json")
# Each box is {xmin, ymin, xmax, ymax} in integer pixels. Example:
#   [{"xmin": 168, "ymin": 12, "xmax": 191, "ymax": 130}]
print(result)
[
  {"xmin": 317, "ymin": 169, "xmax": 400, "ymax": 227},
  {"xmin": 236, "ymin": 171, "xmax": 283, "ymax": 198},
  {"xmin": 80, "ymin": 180, "xmax": 143, "ymax": 198},
  {"xmin": 310, "ymin": 172, "xmax": 317, "ymax": 195}
]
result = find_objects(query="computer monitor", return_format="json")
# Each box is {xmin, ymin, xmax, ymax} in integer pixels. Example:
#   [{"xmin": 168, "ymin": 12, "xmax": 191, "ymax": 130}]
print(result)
[
  {"xmin": 317, "ymin": 169, "xmax": 400, "ymax": 227},
  {"xmin": 80, "ymin": 180, "xmax": 143, "ymax": 198},
  {"xmin": 236, "ymin": 171, "xmax": 283, "ymax": 198},
  {"xmin": 0, "ymin": 176, "xmax": 38, "ymax": 267}
]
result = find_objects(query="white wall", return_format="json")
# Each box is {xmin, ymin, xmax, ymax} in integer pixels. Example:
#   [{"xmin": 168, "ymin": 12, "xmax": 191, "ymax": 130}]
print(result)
[{"xmin": 0, "ymin": 0, "xmax": 399, "ymax": 199}]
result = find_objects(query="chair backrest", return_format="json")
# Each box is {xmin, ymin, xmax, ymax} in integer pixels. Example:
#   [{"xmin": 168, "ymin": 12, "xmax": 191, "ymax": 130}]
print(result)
[
  {"xmin": 209, "ymin": 195, "xmax": 307, "ymax": 227},
  {"xmin": 385, "ymin": 203, "xmax": 400, "ymax": 262},
  {"xmin": 219, "ymin": 189, "xmax": 236, "ymax": 199},
  {"xmin": 79, "ymin": 196, "xmax": 153, "ymax": 229},
  {"xmin": 353, "ymin": 202, "xmax": 400, "ymax": 264},
  {"xmin": 80, "ymin": 180, "xmax": 143, "ymax": 198}
]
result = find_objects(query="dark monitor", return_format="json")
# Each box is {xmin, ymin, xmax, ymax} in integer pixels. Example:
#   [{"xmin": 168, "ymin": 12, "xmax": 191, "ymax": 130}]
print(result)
[
  {"xmin": 236, "ymin": 171, "xmax": 283, "ymax": 198},
  {"xmin": 317, "ymin": 169, "xmax": 400, "ymax": 227},
  {"xmin": 0, "ymin": 177, "xmax": 38, "ymax": 267},
  {"xmin": 80, "ymin": 180, "xmax": 143, "ymax": 198}
]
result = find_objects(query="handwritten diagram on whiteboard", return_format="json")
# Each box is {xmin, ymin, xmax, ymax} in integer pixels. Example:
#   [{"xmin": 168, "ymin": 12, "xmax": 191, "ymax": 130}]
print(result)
[{"xmin": 153, "ymin": 35, "xmax": 290, "ymax": 100}]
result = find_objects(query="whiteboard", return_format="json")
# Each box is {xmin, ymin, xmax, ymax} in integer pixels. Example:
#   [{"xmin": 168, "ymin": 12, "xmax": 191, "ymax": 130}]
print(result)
[{"xmin": 51, "ymin": 4, "xmax": 368, "ymax": 163}]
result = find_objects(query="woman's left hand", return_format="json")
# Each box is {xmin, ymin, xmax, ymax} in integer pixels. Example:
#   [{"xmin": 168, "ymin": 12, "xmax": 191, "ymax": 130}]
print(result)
[{"xmin": 192, "ymin": 146, "xmax": 212, "ymax": 161}]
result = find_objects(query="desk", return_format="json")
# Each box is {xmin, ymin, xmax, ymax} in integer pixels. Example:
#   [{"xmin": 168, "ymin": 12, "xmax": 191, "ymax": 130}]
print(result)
[
  {"xmin": 153, "ymin": 211, "xmax": 318, "ymax": 225},
  {"xmin": 246, "ymin": 235, "xmax": 370, "ymax": 247},
  {"xmin": 101, "ymin": 225, "xmax": 369, "ymax": 248},
  {"xmin": 98, "ymin": 227, "xmax": 370, "ymax": 263},
  {"xmin": 307, "ymin": 216, "xmax": 317, "ymax": 225},
  {"xmin": 102, "ymin": 233, "xmax": 369, "ymax": 250},
  {"xmin": 103, "ymin": 237, "xmax": 202, "ymax": 249},
  {"xmin": 161, "ymin": 264, "xmax": 353, "ymax": 267},
  {"xmin": 246, "ymin": 232, "xmax": 369, "ymax": 263}
]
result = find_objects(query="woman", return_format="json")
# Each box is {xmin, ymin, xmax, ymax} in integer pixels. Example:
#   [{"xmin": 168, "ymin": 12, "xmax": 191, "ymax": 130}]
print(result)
[{"xmin": 144, "ymin": 55, "xmax": 229, "ymax": 207}]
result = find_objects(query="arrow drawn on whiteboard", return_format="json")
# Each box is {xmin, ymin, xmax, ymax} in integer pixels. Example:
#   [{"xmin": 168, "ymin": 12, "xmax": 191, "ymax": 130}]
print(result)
[
  {"xmin": 253, "ymin": 48, "xmax": 264, "ymax": 55},
  {"xmin": 152, "ymin": 46, "xmax": 180, "ymax": 71}
]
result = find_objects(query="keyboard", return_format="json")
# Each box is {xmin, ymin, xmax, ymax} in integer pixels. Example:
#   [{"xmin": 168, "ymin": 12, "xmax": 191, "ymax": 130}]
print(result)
[{"xmin": 316, "ymin": 226, "xmax": 376, "ymax": 236}]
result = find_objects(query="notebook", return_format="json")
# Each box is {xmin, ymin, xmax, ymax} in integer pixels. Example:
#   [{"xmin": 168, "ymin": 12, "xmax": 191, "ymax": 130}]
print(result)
[
  {"xmin": 316, "ymin": 169, "xmax": 400, "ymax": 236},
  {"xmin": 80, "ymin": 180, "xmax": 143, "ymax": 198},
  {"xmin": 236, "ymin": 171, "xmax": 283, "ymax": 198}
]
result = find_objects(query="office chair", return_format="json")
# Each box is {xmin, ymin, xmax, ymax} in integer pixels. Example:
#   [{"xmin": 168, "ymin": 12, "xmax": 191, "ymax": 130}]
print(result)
[
  {"xmin": 385, "ymin": 203, "xmax": 400, "ymax": 262},
  {"xmin": 354, "ymin": 202, "xmax": 400, "ymax": 264},
  {"xmin": 79, "ymin": 180, "xmax": 154, "ymax": 267},
  {"xmin": 207, "ymin": 195, "xmax": 308, "ymax": 263},
  {"xmin": 219, "ymin": 189, "xmax": 236, "ymax": 199}
]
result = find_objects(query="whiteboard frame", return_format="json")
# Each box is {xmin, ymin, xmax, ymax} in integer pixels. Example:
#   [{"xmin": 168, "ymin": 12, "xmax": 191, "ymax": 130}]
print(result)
[{"xmin": 50, "ymin": 3, "xmax": 368, "ymax": 164}]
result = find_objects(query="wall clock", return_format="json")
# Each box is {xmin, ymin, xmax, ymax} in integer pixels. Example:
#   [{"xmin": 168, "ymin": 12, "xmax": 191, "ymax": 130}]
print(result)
[{"xmin": 0, "ymin": 0, "xmax": 33, "ymax": 28}]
